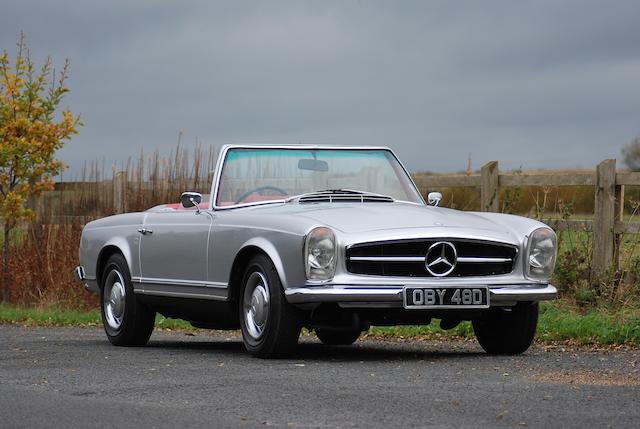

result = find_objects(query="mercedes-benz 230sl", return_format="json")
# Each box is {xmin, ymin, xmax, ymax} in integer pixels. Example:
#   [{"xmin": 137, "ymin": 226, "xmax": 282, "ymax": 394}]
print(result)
[{"xmin": 76, "ymin": 145, "xmax": 557, "ymax": 357}]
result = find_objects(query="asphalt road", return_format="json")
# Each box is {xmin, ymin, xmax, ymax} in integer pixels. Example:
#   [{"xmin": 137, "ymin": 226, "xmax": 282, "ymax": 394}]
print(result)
[{"xmin": 1, "ymin": 325, "xmax": 638, "ymax": 429}]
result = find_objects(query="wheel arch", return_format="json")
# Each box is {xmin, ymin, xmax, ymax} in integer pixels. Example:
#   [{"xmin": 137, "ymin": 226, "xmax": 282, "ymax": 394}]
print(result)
[
  {"xmin": 228, "ymin": 238, "xmax": 289, "ymax": 302},
  {"xmin": 96, "ymin": 238, "xmax": 134, "ymax": 288}
]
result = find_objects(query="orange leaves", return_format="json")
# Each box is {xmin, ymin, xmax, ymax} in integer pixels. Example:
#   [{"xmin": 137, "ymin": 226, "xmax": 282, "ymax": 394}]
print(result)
[
  {"xmin": 0, "ymin": 34, "xmax": 81, "ymax": 231},
  {"xmin": 0, "ymin": 73, "xmax": 25, "ymax": 97},
  {"xmin": 0, "ymin": 191, "xmax": 35, "ymax": 227}
]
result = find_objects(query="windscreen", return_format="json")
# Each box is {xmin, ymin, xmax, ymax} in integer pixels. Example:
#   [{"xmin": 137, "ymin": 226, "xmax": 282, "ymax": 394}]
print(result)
[{"xmin": 216, "ymin": 148, "xmax": 423, "ymax": 207}]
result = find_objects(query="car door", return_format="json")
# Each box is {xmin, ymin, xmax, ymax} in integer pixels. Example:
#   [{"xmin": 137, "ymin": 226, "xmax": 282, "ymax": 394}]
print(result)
[{"xmin": 138, "ymin": 209, "xmax": 215, "ymax": 298}]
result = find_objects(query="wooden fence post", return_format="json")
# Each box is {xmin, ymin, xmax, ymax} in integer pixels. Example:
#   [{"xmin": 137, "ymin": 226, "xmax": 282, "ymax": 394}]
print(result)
[
  {"xmin": 614, "ymin": 184, "xmax": 625, "ymax": 270},
  {"xmin": 27, "ymin": 194, "xmax": 45, "ymax": 221},
  {"xmin": 113, "ymin": 171, "xmax": 127, "ymax": 214},
  {"xmin": 592, "ymin": 159, "xmax": 616, "ymax": 279},
  {"xmin": 481, "ymin": 161, "xmax": 499, "ymax": 212}
]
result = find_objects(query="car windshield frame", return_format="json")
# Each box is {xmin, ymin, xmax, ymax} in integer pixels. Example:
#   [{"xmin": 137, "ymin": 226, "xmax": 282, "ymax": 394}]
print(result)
[{"xmin": 210, "ymin": 145, "xmax": 425, "ymax": 210}]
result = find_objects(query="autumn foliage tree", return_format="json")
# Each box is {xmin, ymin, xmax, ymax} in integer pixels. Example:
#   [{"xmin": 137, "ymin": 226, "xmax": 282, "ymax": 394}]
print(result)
[{"xmin": 0, "ymin": 35, "xmax": 80, "ymax": 302}]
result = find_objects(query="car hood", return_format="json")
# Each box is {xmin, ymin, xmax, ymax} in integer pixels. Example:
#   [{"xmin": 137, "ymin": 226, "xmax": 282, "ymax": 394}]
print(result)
[{"xmin": 293, "ymin": 202, "xmax": 511, "ymax": 235}]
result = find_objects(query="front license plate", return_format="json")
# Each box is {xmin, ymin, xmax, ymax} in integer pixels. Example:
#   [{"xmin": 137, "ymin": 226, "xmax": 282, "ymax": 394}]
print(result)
[{"xmin": 403, "ymin": 287, "xmax": 490, "ymax": 309}]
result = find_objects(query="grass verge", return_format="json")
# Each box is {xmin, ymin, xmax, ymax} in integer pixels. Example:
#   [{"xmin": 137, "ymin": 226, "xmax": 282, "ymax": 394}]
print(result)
[
  {"xmin": 369, "ymin": 301, "xmax": 640, "ymax": 346},
  {"xmin": 1, "ymin": 300, "xmax": 639, "ymax": 347},
  {"xmin": 0, "ymin": 304, "xmax": 192, "ymax": 330}
]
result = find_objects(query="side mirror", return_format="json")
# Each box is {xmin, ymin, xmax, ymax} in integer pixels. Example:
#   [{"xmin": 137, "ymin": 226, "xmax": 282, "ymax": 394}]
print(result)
[
  {"xmin": 180, "ymin": 192, "xmax": 203, "ymax": 212},
  {"xmin": 427, "ymin": 192, "xmax": 442, "ymax": 207}
]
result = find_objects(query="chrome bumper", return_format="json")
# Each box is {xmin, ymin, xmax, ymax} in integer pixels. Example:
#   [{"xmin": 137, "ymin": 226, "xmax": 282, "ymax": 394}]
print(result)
[
  {"xmin": 285, "ymin": 284, "xmax": 557, "ymax": 307},
  {"xmin": 75, "ymin": 266, "xmax": 85, "ymax": 281},
  {"xmin": 74, "ymin": 266, "xmax": 100, "ymax": 294}
]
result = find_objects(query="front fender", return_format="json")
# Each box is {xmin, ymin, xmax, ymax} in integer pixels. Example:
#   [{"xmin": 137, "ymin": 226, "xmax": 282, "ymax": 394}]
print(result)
[
  {"xmin": 99, "ymin": 237, "xmax": 136, "ymax": 278},
  {"xmin": 239, "ymin": 237, "xmax": 290, "ymax": 289}
]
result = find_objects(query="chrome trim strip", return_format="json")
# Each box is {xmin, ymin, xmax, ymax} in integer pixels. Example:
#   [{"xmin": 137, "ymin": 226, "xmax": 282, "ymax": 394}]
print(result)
[
  {"xmin": 134, "ymin": 289, "xmax": 227, "ymax": 301},
  {"xmin": 388, "ymin": 147, "xmax": 427, "ymax": 206},
  {"xmin": 349, "ymin": 256, "xmax": 425, "ymax": 262},
  {"xmin": 348, "ymin": 256, "xmax": 513, "ymax": 263},
  {"xmin": 457, "ymin": 257, "xmax": 513, "ymax": 263},
  {"xmin": 131, "ymin": 276, "xmax": 227, "ymax": 289},
  {"xmin": 132, "ymin": 280, "xmax": 229, "ymax": 301}
]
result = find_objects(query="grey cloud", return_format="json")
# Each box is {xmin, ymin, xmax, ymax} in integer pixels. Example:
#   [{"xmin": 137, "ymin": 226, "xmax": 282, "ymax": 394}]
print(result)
[{"xmin": 1, "ymin": 0, "xmax": 637, "ymax": 175}]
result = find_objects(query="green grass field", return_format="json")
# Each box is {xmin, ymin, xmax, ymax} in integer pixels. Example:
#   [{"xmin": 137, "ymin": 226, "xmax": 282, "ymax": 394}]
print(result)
[
  {"xmin": 370, "ymin": 301, "xmax": 640, "ymax": 346},
  {"xmin": 1, "ymin": 300, "xmax": 638, "ymax": 347}
]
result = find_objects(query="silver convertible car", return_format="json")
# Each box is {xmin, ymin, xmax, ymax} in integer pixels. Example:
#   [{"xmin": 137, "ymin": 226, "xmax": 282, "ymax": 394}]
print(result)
[{"xmin": 76, "ymin": 145, "xmax": 557, "ymax": 358}]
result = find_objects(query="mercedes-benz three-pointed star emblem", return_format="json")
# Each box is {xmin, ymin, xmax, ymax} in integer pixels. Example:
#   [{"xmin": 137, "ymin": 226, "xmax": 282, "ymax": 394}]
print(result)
[{"xmin": 425, "ymin": 241, "xmax": 457, "ymax": 277}]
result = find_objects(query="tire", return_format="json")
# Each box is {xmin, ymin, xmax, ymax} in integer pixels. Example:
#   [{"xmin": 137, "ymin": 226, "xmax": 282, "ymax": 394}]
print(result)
[
  {"xmin": 472, "ymin": 302, "xmax": 539, "ymax": 355},
  {"xmin": 315, "ymin": 328, "xmax": 361, "ymax": 346},
  {"xmin": 239, "ymin": 254, "xmax": 302, "ymax": 358},
  {"xmin": 100, "ymin": 253, "xmax": 155, "ymax": 346}
]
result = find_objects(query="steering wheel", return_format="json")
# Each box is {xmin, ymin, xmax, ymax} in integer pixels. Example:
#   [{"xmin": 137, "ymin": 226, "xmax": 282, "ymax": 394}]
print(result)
[{"xmin": 234, "ymin": 185, "xmax": 289, "ymax": 205}]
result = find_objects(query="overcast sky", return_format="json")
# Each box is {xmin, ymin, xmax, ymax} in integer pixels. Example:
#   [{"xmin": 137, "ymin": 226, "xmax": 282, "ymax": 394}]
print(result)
[{"xmin": 2, "ymin": 1, "xmax": 638, "ymax": 176}]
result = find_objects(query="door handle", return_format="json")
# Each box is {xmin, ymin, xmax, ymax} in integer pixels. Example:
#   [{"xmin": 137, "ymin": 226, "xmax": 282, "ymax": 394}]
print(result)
[{"xmin": 137, "ymin": 228, "xmax": 153, "ymax": 235}]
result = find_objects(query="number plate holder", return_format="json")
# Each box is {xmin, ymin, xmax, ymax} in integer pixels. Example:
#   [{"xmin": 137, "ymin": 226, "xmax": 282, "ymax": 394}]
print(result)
[{"xmin": 403, "ymin": 286, "xmax": 490, "ymax": 309}]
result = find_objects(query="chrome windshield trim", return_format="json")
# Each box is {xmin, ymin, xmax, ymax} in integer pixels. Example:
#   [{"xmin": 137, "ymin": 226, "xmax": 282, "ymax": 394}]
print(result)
[
  {"xmin": 210, "ymin": 144, "xmax": 426, "ymax": 210},
  {"xmin": 213, "ymin": 199, "xmax": 288, "ymax": 211},
  {"xmin": 387, "ymin": 146, "xmax": 426, "ymax": 206}
]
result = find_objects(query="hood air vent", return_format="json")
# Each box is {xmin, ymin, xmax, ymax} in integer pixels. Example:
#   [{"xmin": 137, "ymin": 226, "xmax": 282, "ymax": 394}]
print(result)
[{"xmin": 297, "ymin": 190, "xmax": 395, "ymax": 204}]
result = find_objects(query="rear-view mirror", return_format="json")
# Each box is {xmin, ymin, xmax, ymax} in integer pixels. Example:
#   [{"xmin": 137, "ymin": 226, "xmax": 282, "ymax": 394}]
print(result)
[{"xmin": 298, "ymin": 159, "xmax": 329, "ymax": 172}]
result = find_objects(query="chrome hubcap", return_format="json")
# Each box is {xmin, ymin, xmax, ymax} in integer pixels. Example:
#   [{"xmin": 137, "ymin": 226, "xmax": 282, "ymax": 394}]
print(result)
[
  {"xmin": 103, "ymin": 270, "xmax": 126, "ymax": 330},
  {"xmin": 243, "ymin": 272, "xmax": 270, "ymax": 340}
]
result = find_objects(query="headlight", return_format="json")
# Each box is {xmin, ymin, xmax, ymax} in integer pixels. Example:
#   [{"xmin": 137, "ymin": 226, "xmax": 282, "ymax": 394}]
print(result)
[
  {"xmin": 304, "ymin": 227, "xmax": 336, "ymax": 281},
  {"xmin": 525, "ymin": 227, "xmax": 557, "ymax": 281}
]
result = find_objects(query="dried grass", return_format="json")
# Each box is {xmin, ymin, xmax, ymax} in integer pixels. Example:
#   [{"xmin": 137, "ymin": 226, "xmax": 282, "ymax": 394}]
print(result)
[
  {"xmin": 2, "ymin": 144, "xmax": 639, "ymax": 308},
  {"xmin": 3, "ymin": 144, "xmax": 218, "ymax": 309}
]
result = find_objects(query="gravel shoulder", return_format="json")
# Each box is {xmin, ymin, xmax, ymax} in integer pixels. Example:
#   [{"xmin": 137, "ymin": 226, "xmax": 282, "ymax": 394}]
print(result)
[{"xmin": 1, "ymin": 324, "xmax": 638, "ymax": 428}]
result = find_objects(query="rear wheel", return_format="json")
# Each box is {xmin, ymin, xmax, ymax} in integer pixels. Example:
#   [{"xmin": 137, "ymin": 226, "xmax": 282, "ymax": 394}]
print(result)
[
  {"xmin": 100, "ymin": 254, "xmax": 155, "ymax": 346},
  {"xmin": 472, "ymin": 302, "xmax": 538, "ymax": 355},
  {"xmin": 239, "ymin": 254, "xmax": 302, "ymax": 358},
  {"xmin": 315, "ymin": 328, "xmax": 361, "ymax": 346}
]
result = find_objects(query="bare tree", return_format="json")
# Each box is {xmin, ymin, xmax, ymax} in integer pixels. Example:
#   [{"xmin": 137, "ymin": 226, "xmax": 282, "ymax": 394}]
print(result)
[{"xmin": 622, "ymin": 137, "xmax": 640, "ymax": 171}]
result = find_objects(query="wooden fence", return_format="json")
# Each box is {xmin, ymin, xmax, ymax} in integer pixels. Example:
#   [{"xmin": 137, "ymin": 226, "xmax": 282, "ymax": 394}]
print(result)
[
  {"xmin": 413, "ymin": 159, "xmax": 633, "ymax": 276},
  {"xmin": 39, "ymin": 159, "xmax": 634, "ymax": 276}
]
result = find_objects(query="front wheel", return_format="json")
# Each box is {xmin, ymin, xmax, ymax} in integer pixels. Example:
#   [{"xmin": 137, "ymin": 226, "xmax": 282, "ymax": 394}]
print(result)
[
  {"xmin": 472, "ymin": 302, "xmax": 539, "ymax": 355},
  {"xmin": 239, "ymin": 254, "xmax": 302, "ymax": 358},
  {"xmin": 100, "ymin": 254, "xmax": 155, "ymax": 346}
]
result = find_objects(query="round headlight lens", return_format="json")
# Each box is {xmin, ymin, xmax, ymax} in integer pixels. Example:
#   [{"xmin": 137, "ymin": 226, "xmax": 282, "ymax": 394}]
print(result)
[
  {"xmin": 305, "ymin": 227, "xmax": 336, "ymax": 280},
  {"xmin": 526, "ymin": 227, "xmax": 557, "ymax": 280}
]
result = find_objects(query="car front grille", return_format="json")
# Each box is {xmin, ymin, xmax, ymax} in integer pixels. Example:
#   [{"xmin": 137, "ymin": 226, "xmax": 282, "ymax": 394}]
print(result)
[{"xmin": 346, "ymin": 239, "xmax": 518, "ymax": 277}]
